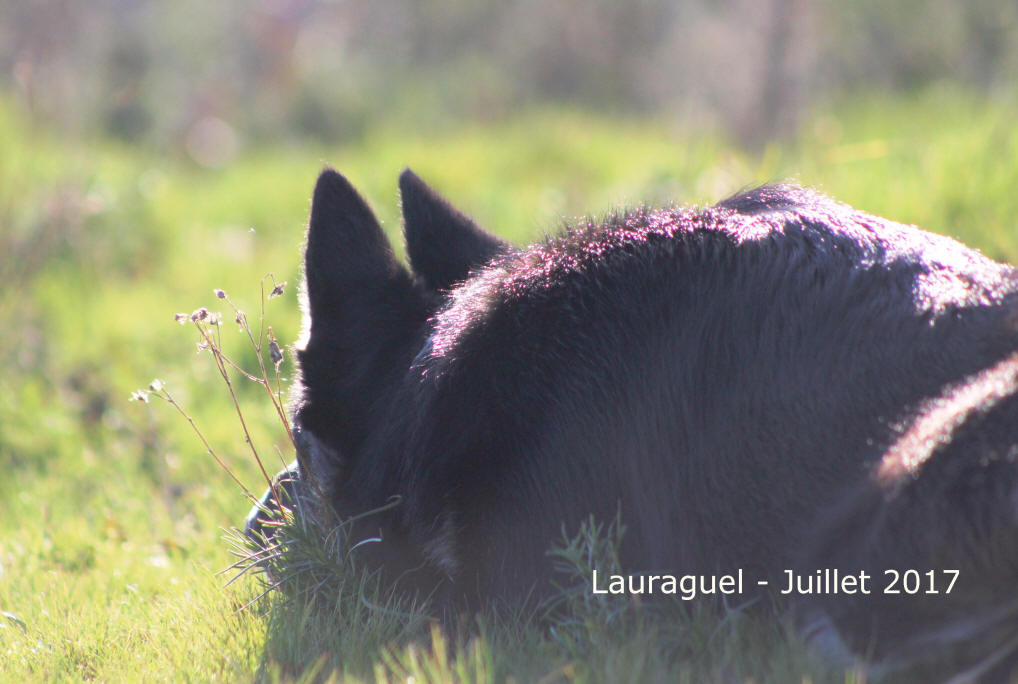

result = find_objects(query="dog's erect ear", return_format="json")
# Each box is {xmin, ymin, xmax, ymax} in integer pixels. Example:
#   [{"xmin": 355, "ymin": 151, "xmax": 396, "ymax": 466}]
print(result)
[
  {"xmin": 298, "ymin": 168, "xmax": 428, "ymax": 458},
  {"xmin": 304, "ymin": 168, "xmax": 403, "ymax": 326},
  {"xmin": 399, "ymin": 168, "xmax": 511, "ymax": 291}
]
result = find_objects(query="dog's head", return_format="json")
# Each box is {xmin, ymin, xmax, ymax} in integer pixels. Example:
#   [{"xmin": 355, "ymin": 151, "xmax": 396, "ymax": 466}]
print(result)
[{"xmin": 246, "ymin": 169, "xmax": 510, "ymax": 540}]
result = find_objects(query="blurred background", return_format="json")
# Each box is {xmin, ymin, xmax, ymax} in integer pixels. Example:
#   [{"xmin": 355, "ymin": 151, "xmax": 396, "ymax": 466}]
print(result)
[
  {"xmin": 2, "ymin": 1, "xmax": 1018, "ymax": 678},
  {"xmin": 6, "ymin": 0, "xmax": 1018, "ymax": 150}
]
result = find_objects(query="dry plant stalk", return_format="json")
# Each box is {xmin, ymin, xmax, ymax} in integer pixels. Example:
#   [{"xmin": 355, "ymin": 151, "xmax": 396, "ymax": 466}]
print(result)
[
  {"xmin": 131, "ymin": 276, "xmax": 297, "ymax": 566},
  {"xmin": 132, "ymin": 275, "xmax": 406, "ymax": 611}
]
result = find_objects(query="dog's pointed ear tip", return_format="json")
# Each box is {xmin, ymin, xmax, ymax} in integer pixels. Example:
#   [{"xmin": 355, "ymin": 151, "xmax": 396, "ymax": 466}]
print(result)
[
  {"xmin": 314, "ymin": 167, "xmax": 363, "ymax": 201},
  {"xmin": 398, "ymin": 167, "xmax": 427, "ymax": 195}
]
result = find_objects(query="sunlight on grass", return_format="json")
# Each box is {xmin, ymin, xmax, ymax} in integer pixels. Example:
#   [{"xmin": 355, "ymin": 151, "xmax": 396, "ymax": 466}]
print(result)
[{"xmin": 1, "ymin": 84, "xmax": 1015, "ymax": 681}]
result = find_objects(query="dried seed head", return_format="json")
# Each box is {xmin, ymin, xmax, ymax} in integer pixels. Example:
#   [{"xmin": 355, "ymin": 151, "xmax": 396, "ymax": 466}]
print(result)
[
  {"xmin": 269, "ymin": 340, "xmax": 283, "ymax": 368},
  {"xmin": 208, "ymin": 312, "xmax": 221, "ymax": 326},
  {"xmin": 174, "ymin": 313, "xmax": 189, "ymax": 325},
  {"xmin": 235, "ymin": 311, "xmax": 245, "ymax": 325},
  {"xmin": 191, "ymin": 307, "xmax": 209, "ymax": 322},
  {"xmin": 130, "ymin": 390, "xmax": 150, "ymax": 403},
  {"xmin": 269, "ymin": 282, "xmax": 286, "ymax": 299},
  {"xmin": 148, "ymin": 378, "xmax": 164, "ymax": 392}
]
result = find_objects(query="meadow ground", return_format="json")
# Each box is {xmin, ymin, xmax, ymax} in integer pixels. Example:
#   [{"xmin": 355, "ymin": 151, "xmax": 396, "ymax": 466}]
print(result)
[{"xmin": 2, "ymin": 85, "xmax": 1017, "ymax": 682}]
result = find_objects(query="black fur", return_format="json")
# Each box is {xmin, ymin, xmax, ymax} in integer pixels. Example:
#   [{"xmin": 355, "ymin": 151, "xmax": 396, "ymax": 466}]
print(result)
[
  {"xmin": 295, "ymin": 169, "xmax": 430, "ymax": 476},
  {"xmin": 799, "ymin": 349, "xmax": 1018, "ymax": 680},
  {"xmin": 248, "ymin": 169, "xmax": 1018, "ymax": 676},
  {"xmin": 399, "ymin": 168, "xmax": 512, "ymax": 292}
]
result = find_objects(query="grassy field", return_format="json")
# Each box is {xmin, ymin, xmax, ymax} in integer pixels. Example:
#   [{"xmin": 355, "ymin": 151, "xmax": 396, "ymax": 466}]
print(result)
[{"xmin": 2, "ymin": 85, "xmax": 1017, "ymax": 682}]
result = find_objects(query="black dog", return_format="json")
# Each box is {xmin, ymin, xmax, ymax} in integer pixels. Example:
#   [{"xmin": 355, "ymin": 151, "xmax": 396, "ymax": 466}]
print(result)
[
  {"xmin": 800, "ymin": 348, "xmax": 1018, "ymax": 681},
  {"xmin": 248, "ymin": 169, "xmax": 1018, "ymax": 677}
]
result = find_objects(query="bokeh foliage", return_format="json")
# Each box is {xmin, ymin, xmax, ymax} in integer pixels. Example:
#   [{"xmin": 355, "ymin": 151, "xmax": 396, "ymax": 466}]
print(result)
[{"xmin": 3, "ymin": 0, "xmax": 1017, "ymax": 151}]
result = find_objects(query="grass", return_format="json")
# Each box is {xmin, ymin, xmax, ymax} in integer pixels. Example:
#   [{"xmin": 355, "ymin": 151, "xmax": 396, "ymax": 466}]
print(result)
[{"xmin": 1, "ymin": 83, "xmax": 1016, "ymax": 681}]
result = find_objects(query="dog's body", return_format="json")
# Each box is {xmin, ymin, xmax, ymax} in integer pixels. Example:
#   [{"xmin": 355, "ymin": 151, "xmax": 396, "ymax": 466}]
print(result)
[
  {"xmin": 800, "ymin": 349, "xmax": 1018, "ymax": 680},
  {"xmin": 249, "ymin": 170, "xmax": 1018, "ymax": 678}
]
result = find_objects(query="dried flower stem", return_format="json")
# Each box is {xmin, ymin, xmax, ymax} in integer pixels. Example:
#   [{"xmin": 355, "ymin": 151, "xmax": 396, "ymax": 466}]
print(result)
[
  {"xmin": 137, "ymin": 273, "xmax": 296, "ymax": 517},
  {"xmin": 192, "ymin": 319, "xmax": 284, "ymax": 511},
  {"xmin": 149, "ymin": 385, "xmax": 258, "ymax": 503}
]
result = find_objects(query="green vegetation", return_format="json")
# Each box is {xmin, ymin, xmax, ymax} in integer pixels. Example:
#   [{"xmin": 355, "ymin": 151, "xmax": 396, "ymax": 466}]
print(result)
[{"xmin": 2, "ymin": 85, "xmax": 1017, "ymax": 681}]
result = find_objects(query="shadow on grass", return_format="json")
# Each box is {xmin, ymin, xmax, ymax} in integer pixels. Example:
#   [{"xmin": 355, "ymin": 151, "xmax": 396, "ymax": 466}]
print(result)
[{"xmin": 237, "ymin": 510, "xmax": 849, "ymax": 684}]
